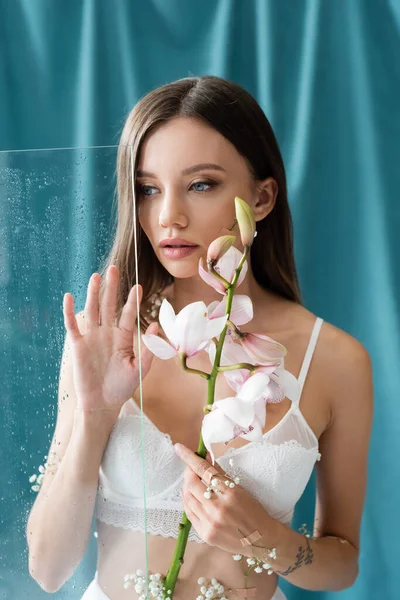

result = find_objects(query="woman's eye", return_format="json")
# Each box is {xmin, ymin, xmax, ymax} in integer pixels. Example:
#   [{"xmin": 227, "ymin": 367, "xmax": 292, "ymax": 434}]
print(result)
[
  {"xmin": 191, "ymin": 181, "xmax": 214, "ymax": 193},
  {"xmin": 137, "ymin": 184, "xmax": 158, "ymax": 196}
]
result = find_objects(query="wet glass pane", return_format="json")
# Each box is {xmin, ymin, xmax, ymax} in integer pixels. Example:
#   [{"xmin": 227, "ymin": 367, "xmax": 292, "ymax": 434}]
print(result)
[{"xmin": 0, "ymin": 146, "xmax": 150, "ymax": 598}]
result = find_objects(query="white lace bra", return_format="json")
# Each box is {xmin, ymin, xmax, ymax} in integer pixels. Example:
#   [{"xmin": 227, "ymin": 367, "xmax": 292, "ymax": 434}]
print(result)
[{"xmin": 95, "ymin": 318, "xmax": 323, "ymax": 543}]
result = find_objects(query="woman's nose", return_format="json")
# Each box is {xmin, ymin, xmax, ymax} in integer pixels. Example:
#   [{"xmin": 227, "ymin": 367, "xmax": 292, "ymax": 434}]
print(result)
[{"xmin": 158, "ymin": 191, "xmax": 188, "ymax": 228}]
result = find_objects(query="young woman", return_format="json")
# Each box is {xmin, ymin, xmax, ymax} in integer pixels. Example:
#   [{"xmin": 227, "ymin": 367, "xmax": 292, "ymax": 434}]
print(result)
[{"xmin": 26, "ymin": 76, "xmax": 373, "ymax": 600}]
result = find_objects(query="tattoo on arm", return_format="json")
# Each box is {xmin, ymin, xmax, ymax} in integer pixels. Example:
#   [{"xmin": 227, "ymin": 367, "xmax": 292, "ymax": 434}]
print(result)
[{"xmin": 276, "ymin": 537, "xmax": 314, "ymax": 576}]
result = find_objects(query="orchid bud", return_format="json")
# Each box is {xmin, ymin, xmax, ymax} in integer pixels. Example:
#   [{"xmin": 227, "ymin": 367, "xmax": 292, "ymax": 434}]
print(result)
[
  {"xmin": 241, "ymin": 332, "xmax": 287, "ymax": 365},
  {"xmin": 207, "ymin": 235, "xmax": 236, "ymax": 264},
  {"xmin": 234, "ymin": 197, "xmax": 256, "ymax": 247}
]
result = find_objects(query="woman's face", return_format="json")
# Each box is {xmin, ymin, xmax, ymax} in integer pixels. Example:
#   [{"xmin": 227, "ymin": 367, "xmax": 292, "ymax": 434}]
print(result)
[{"xmin": 136, "ymin": 116, "xmax": 258, "ymax": 279}]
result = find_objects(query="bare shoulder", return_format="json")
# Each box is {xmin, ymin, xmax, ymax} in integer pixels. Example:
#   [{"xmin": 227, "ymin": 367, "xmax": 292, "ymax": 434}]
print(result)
[
  {"xmin": 276, "ymin": 300, "xmax": 373, "ymax": 412},
  {"xmin": 313, "ymin": 316, "xmax": 372, "ymax": 396},
  {"xmin": 291, "ymin": 305, "xmax": 373, "ymax": 430}
]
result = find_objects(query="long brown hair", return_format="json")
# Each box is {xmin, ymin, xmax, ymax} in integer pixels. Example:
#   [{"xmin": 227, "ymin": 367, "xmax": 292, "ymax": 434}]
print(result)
[{"xmin": 99, "ymin": 75, "xmax": 302, "ymax": 331}]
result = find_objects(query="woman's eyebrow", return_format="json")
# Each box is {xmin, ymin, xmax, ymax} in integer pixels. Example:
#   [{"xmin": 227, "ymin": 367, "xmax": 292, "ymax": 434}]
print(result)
[{"xmin": 136, "ymin": 163, "xmax": 226, "ymax": 178}]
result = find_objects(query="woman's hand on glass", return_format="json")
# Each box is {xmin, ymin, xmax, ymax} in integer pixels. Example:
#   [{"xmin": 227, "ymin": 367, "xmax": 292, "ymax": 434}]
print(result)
[{"xmin": 63, "ymin": 265, "xmax": 157, "ymax": 415}]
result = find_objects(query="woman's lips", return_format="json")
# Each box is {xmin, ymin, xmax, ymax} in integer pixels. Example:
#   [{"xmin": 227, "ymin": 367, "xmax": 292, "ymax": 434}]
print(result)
[{"xmin": 160, "ymin": 246, "xmax": 199, "ymax": 259}]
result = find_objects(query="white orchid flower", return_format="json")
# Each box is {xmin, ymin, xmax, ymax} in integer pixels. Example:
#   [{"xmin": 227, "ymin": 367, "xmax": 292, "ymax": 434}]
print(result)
[
  {"xmin": 208, "ymin": 336, "xmax": 300, "ymax": 403},
  {"xmin": 207, "ymin": 294, "xmax": 253, "ymax": 326},
  {"xmin": 201, "ymin": 372, "xmax": 271, "ymax": 464},
  {"xmin": 141, "ymin": 299, "xmax": 228, "ymax": 360},
  {"xmin": 199, "ymin": 246, "xmax": 248, "ymax": 294}
]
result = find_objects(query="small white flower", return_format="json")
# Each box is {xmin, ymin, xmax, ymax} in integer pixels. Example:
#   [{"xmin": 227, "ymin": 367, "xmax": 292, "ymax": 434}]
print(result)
[
  {"xmin": 254, "ymin": 567, "xmax": 263, "ymax": 573},
  {"xmin": 198, "ymin": 577, "xmax": 206, "ymax": 585},
  {"xmin": 246, "ymin": 558, "xmax": 256, "ymax": 565},
  {"xmin": 232, "ymin": 554, "xmax": 243, "ymax": 561}
]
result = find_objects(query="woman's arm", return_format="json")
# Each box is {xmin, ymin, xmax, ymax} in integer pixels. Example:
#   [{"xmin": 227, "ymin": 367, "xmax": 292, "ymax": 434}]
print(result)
[
  {"xmin": 254, "ymin": 335, "xmax": 374, "ymax": 591},
  {"xmin": 26, "ymin": 313, "xmax": 118, "ymax": 593}
]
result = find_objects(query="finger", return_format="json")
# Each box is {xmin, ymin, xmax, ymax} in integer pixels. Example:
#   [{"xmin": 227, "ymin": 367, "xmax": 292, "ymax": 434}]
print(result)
[
  {"xmin": 174, "ymin": 443, "xmax": 224, "ymax": 481},
  {"xmin": 84, "ymin": 273, "xmax": 101, "ymax": 328},
  {"xmin": 119, "ymin": 284, "xmax": 142, "ymax": 338},
  {"xmin": 63, "ymin": 293, "xmax": 83, "ymax": 342},
  {"xmin": 185, "ymin": 471, "xmax": 215, "ymax": 505},
  {"xmin": 101, "ymin": 265, "xmax": 119, "ymax": 326},
  {"xmin": 181, "ymin": 489, "xmax": 203, "ymax": 531}
]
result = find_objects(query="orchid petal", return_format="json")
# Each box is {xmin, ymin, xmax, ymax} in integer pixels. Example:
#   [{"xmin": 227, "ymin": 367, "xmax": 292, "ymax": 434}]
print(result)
[
  {"xmin": 262, "ymin": 379, "xmax": 285, "ymax": 403},
  {"xmin": 237, "ymin": 372, "xmax": 270, "ymax": 402},
  {"xmin": 216, "ymin": 336, "xmax": 252, "ymax": 366},
  {"xmin": 207, "ymin": 301, "xmax": 220, "ymax": 318},
  {"xmin": 258, "ymin": 363, "xmax": 281, "ymax": 376},
  {"xmin": 242, "ymin": 333, "xmax": 287, "ymax": 365},
  {"xmin": 241, "ymin": 419, "xmax": 264, "ymax": 442},
  {"xmin": 229, "ymin": 295, "xmax": 253, "ymax": 325},
  {"xmin": 201, "ymin": 409, "xmax": 236, "ymax": 464},
  {"xmin": 158, "ymin": 300, "xmax": 178, "ymax": 348},
  {"xmin": 213, "ymin": 397, "xmax": 255, "ymax": 428},
  {"xmin": 208, "ymin": 295, "xmax": 253, "ymax": 326},
  {"xmin": 175, "ymin": 301, "xmax": 208, "ymax": 355},
  {"xmin": 205, "ymin": 314, "xmax": 228, "ymax": 340},
  {"xmin": 141, "ymin": 334, "xmax": 177, "ymax": 360},
  {"xmin": 223, "ymin": 369, "xmax": 249, "ymax": 392},
  {"xmin": 271, "ymin": 368, "xmax": 301, "ymax": 403},
  {"xmin": 253, "ymin": 396, "xmax": 267, "ymax": 425},
  {"xmin": 198, "ymin": 259, "xmax": 227, "ymax": 294},
  {"xmin": 188, "ymin": 338, "xmax": 211, "ymax": 358},
  {"xmin": 216, "ymin": 246, "xmax": 244, "ymax": 283}
]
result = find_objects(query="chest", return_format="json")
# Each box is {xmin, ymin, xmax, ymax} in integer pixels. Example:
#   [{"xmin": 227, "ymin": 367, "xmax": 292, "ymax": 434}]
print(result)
[{"xmin": 132, "ymin": 333, "xmax": 328, "ymax": 458}]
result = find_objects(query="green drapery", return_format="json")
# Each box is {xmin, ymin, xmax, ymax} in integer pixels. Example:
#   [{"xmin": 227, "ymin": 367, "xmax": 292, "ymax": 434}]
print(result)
[{"xmin": 1, "ymin": 1, "xmax": 399, "ymax": 598}]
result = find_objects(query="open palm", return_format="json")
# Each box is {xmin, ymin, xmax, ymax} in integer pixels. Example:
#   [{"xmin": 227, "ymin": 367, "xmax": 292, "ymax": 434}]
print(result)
[{"xmin": 63, "ymin": 266, "xmax": 157, "ymax": 414}]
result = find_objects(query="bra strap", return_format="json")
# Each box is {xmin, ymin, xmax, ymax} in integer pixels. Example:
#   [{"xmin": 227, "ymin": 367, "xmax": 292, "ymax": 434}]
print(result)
[{"xmin": 297, "ymin": 317, "xmax": 323, "ymax": 400}]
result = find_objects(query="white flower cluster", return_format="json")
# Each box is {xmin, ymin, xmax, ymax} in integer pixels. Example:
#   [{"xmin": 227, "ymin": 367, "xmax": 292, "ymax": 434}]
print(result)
[
  {"xmin": 232, "ymin": 547, "xmax": 277, "ymax": 575},
  {"xmin": 196, "ymin": 576, "xmax": 228, "ymax": 600},
  {"xmin": 123, "ymin": 570, "xmax": 169, "ymax": 599},
  {"xmin": 29, "ymin": 451, "xmax": 60, "ymax": 492}
]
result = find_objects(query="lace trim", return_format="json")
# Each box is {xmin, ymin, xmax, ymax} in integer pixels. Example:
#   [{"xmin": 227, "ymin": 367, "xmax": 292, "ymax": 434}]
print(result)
[
  {"xmin": 219, "ymin": 438, "xmax": 320, "ymax": 460},
  {"xmin": 96, "ymin": 499, "xmax": 204, "ymax": 543}
]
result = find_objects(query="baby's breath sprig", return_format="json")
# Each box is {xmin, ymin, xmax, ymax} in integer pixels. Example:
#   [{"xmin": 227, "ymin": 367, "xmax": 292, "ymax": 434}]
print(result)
[
  {"xmin": 29, "ymin": 451, "xmax": 60, "ymax": 492},
  {"xmin": 233, "ymin": 545, "xmax": 277, "ymax": 577},
  {"xmin": 123, "ymin": 570, "xmax": 168, "ymax": 600},
  {"xmin": 123, "ymin": 571, "xmax": 230, "ymax": 600},
  {"xmin": 298, "ymin": 523, "xmax": 314, "ymax": 538},
  {"xmin": 196, "ymin": 576, "xmax": 229, "ymax": 600}
]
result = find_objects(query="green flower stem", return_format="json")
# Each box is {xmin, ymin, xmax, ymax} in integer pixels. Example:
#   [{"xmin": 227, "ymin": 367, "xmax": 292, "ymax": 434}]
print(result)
[
  {"xmin": 209, "ymin": 264, "xmax": 231, "ymax": 289},
  {"xmin": 179, "ymin": 354, "xmax": 210, "ymax": 379},
  {"xmin": 243, "ymin": 564, "xmax": 255, "ymax": 590},
  {"xmin": 217, "ymin": 363, "xmax": 256, "ymax": 373},
  {"xmin": 164, "ymin": 247, "xmax": 249, "ymax": 598}
]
